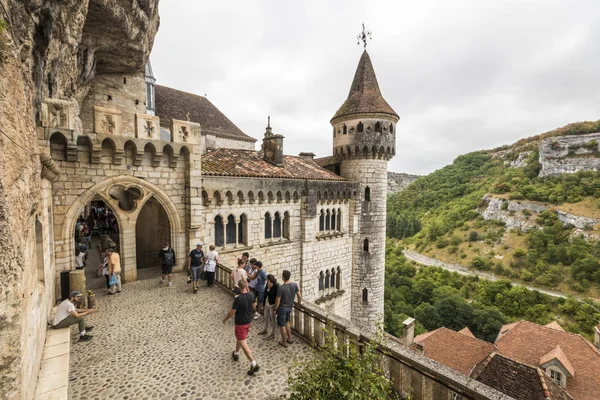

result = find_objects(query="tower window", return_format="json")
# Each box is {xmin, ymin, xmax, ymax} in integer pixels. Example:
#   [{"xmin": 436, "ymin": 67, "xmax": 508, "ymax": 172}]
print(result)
[
  {"xmin": 343, "ymin": 124, "xmax": 347, "ymax": 135},
  {"xmin": 362, "ymin": 288, "xmax": 368, "ymax": 303},
  {"xmin": 357, "ymin": 122, "xmax": 364, "ymax": 133},
  {"xmin": 389, "ymin": 124, "xmax": 394, "ymax": 134},
  {"xmin": 375, "ymin": 122, "xmax": 382, "ymax": 133},
  {"xmin": 363, "ymin": 238, "xmax": 369, "ymax": 252},
  {"xmin": 364, "ymin": 186, "xmax": 370, "ymax": 202}
]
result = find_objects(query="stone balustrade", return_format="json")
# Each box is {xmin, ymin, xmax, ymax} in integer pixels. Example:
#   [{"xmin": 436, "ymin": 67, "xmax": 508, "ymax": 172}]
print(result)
[{"xmin": 213, "ymin": 263, "xmax": 512, "ymax": 400}]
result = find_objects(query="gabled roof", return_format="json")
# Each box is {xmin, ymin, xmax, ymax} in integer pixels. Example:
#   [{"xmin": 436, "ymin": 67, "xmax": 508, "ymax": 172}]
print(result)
[
  {"xmin": 495, "ymin": 320, "xmax": 600, "ymax": 400},
  {"xmin": 331, "ymin": 51, "xmax": 398, "ymax": 122},
  {"xmin": 154, "ymin": 85, "xmax": 256, "ymax": 143},
  {"xmin": 411, "ymin": 327, "xmax": 496, "ymax": 376},
  {"xmin": 314, "ymin": 155, "xmax": 338, "ymax": 168},
  {"xmin": 545, "ymin": 321, "xmax": 565, "ymax": 332},
  {"xmin": 471, "ymin": 353, "xmax": 573, "ymax": 400},
  {"xmin": 458, "ymin": 327, "xmax": 476, "ymax": 338},
  {"xmin": 539, "ymin": 345, "xmax": 575, "ymax": 377},
  {"xmin": 201, "ymin": 148, "xmax": 347, "ymax": 181}
]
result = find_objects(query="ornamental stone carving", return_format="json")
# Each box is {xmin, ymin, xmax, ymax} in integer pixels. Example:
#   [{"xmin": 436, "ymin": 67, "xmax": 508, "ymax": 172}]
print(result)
[
  {"xmin": 41, "ymin": 99, "xmax": 76, "ymax": 130},
  {"xmin": 135, "ymin": 113, "xmax": 161, "ymax": 140},
  {"xmin": 172, "ymin": 119, "xmax": 200, "ymax": 145},
  {"xmin": 94, "ymin": 106, "xmax": 122, "ymax": 135}
]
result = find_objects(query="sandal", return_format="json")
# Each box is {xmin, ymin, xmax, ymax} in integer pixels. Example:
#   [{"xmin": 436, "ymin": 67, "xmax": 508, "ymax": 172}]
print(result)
[{"xmin": 278, "ymin": 341, "xmax": 288, "ymax": 348}]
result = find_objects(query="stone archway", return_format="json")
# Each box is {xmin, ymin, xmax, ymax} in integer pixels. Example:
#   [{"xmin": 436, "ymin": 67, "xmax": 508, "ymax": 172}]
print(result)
[
  {"xmin": 135, "ymin": 196, "xmax": 171, "ymax": 269},
  {"xmin": 59, "ymin": 176, "xmax": 184, "ymax": 282}
]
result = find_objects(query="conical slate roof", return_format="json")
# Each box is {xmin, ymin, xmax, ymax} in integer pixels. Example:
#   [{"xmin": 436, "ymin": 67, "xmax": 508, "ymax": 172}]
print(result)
[{"xmin": 331, "ymin": 50, "xmax": 398, "ymax": 122}]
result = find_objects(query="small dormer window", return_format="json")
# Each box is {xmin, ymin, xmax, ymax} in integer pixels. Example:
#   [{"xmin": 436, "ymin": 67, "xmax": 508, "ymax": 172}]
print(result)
[{"xmin": 549, "ymin": 369, "xmax": 565, "ymax": 387}]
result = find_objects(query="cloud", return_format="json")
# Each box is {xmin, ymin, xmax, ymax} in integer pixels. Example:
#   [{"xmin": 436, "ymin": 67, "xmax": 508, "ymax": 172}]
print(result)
[{"xmin": 151, "ymin": 0, "xmax": 600, "ymax": 175}]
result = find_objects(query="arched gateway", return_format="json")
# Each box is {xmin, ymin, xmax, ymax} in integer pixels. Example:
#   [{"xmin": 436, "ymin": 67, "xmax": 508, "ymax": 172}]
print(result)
[{"xmin": 59, "ymin": 176, "xmax": 184, "ymax": 282}]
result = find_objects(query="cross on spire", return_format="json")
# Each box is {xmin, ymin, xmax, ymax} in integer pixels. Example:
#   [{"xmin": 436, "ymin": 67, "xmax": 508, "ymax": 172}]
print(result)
[{"xmin": 357, "ymin": 23, "xmax": 372, "ymax": 49}]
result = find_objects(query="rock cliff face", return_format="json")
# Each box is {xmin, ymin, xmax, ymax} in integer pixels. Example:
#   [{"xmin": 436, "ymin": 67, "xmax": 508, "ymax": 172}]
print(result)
[
  {"xmin": 0, "ymin": 1, "xmax": 158, "ymax": 398},
  {"xmin": 387, "ymin": 172, "xmax": 420, "ymax": 195},
  {"xmin": 538, "ymin": 132, "xmax": 600, "ymax": 177}
]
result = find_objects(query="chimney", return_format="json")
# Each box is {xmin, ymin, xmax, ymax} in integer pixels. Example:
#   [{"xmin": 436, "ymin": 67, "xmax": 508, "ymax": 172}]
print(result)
[
  {"xmin": 595, "ymin": 324, "xmax": 600, "ymax": 349},
  {"xmin": 299, "ymin": 152, "xmax": 316, "ymax": 160},
  {"xmin": 415, "ymin": 342, "xmax": 424, "ymax": 354},
  {"xmin": 262, "ymin": 116, "xmax": 284, "ymax": 167},
  {"xmin": 401, "ymin": 317, "xmax": 415, "ymax": 347}
]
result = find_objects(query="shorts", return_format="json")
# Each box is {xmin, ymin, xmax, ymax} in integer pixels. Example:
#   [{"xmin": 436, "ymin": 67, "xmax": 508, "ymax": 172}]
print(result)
[
  {"xmin": 234, "ymin": 323, "xmax": 251, "ymax": 340},
  {"xmin": 257, "ymin": 290, "xmax": 265, "ymax": 303},
  {"xmin": 190, "ymin": 266, "xmax": 202, "ymax": 281},
  {"xmin": 276, "ymin": 306, "xmax": 293, "ymax": 327},
  {"xmin": 162, "ymin": 264, "xmax": 173, "ymax": 275}
]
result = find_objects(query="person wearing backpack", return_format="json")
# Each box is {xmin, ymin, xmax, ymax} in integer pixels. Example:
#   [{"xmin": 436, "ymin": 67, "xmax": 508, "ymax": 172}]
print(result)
[{"xmin": 158, "ymin": 242, "xmax": 176, "ymax": 287}]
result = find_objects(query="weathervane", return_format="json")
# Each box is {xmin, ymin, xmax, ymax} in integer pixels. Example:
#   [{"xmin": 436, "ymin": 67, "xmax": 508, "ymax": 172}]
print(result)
[{"xmin": 357, "ymin": 23, "xmax": 372, "ymax": 49}]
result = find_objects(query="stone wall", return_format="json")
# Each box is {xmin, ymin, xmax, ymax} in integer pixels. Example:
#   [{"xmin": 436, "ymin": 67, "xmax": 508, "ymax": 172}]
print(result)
[{"xmin": 539, "ymin": 132, "xmax": 600, "ymax": 177}]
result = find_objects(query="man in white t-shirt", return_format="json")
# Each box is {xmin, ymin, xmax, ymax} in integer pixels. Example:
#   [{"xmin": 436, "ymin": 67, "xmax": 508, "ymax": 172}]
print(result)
[{"xmin": 51, "ymin": 291, "xmax": 96, "ymax": 341}]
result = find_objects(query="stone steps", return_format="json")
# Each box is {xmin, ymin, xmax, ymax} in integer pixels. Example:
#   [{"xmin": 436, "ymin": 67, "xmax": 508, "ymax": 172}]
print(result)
[{"xmin": 34, "ymin": 327, "xmax": 70, "ymax": 400}]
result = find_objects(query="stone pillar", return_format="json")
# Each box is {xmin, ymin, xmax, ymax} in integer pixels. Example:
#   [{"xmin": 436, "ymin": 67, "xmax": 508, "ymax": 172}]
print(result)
[
  {"xmin": 235, "ymin": 218, "xmax": 240, "ymax": 248},
  {"xmin": 69, "ymin": 269, "xmax": 87, "ymax": 307}
]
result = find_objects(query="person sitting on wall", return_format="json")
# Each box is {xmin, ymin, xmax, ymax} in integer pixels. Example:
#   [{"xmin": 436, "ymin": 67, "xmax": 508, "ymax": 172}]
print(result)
[{"xmin": 51, "ymin": 291, "xmax": 96, "ymax": 342}]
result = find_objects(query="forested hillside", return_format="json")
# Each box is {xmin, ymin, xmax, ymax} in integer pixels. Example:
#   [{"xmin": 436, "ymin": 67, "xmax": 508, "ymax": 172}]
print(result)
[
  {"xmin": 384, "ymin": 120, "xmax": 600, "ymax": 341},
  {"xmin": 387, "ymin": 120, "xmax": 600, "ymax": 297}
]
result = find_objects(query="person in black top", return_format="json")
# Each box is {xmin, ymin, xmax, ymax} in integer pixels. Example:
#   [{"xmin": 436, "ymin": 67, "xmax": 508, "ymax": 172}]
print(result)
[
  {"xmin": 258, "ymin": 274, "xmax": 279, "ymax": 340},
  {"xmin": 188, "ymin": 242, "xmax": 205, "ymax": 293},
  {"xmin": 158, "ymin": 242, "xmax": 176, "ymax": 287},
  {"xmin": 223, "ymin": 280, "xmax": 260, "ymax": 376}
]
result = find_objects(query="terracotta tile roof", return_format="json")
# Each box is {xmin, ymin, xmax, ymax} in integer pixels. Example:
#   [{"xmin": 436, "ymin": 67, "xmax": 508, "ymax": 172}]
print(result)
[
  {"xmin": 314, "ymin": 155, "xmax": 337, "ymax": 168},
  {"xmin": 471, "ymin": 353, "xmax": 573, "ymax": 400},
  {"xmin": 154, "ymin": 85, "xmax": 256, "ymax": 143},
  {"xmin": 331, "ymin": 50, "xmax": 398, "ymax": 122},
  {"xmin": 201, "ymin": 148, "xmax": 347, "ymax": 181},
  {"xmin": 539, "ymin": 345, "xmax": 575, "ymax": 377},
  {"xmin": 495, "ymin": 320, "xmax": 600, "ymax": 400},
  {"xmin": 545, "ymin": 321, "xmax": 566, "ymax": 332},
  {"xmin": 411, "ymin": 327, "xmax": 496, "ymax": 376},
  {"xmin": 458, "ymin": 327, "xmax": 476, "ymax": 338}
]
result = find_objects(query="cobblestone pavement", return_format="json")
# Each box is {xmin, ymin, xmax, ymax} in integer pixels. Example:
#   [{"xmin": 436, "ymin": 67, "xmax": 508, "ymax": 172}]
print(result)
[{"xmin": 68, "ymin": 239, "xmax": 314, "ymax": 400}]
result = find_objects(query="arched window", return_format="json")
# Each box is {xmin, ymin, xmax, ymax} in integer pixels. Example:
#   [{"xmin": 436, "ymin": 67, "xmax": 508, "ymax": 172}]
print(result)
[
  {"xmin": 362, "ymin": 288, "xmax": 368, "ymax": 303},
  {"xmin": 342, "ymin": 124, "xmax": 347, "ymax": 135},
  {"xmin": 331, "ymin": 209, "xmax": 336, "ymax": 231},
  {"xmin": 226, "ymin": 215, "xmax": 236, "ymax": 244},
  {"xmin": 357, "ymin": 122, "xmax": 364, "ymax": 133},
  {"xmin": 325, "ymin": 270, "xmax": 330, "ymax": 291},
  {"xmin": 265, "ymin": 213, "xmax": 272, "ymax": 239},
  {"xmin": 325, "ymin": 209, "xmax": 331, "ymax": 231},
  {"xmin": 318, "ymin": 271, "xmax": 324, "ymax": 296},
  {"xmin": 49, "ymin": 132, "xmax": 67, "ymax": 161},
  {"xmin": 336, "ymin": 267, "xmax": 342, "ymax": 290},
  {"xmin": 35, "ymin": 219, "xmax": 44, "ymax": 283},
  {"xmin": 124, "ymin": 141, "xmax": 136, "ymax": 166},
  {"xmin": 273, "ymin": 212, "xmax": 282, "ymax": 238},
  {"xmin": 330, "ymin": 268, "xmax": 335, "ymax": 290},
  {"xmin": 319, "ymin": 209, "xmax": 325, "ymax": 232},
  {"xmin": 375, "ymin": 122, "xmax": 382, "ymax": 133},
  {"xmin": 214, "ymin": 215, "xmax": 224, "ymax": 247},
  {"xmin": 337, "ymin": 208, "xmax": 342, "ymax": 232},
  {"xmin": 389, "ymin": 123, "xmax": 394, "ymax": 134},
  {"xmin": 364, "ymin": 186, "xmax": 371, "ymax": 202},
  {"xmin": 283, "ymin": 211, "xmax": 290, "ymax": 239},
  {"xmin": 239, "ymin": 214, "xmax": 247, "ymax": 245},
  {"xmin": 363, "ymin": 238, "xmax": 369, "ymax": 252}
]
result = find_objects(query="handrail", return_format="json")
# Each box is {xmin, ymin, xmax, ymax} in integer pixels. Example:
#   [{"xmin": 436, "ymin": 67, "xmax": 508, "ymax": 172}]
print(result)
[{"xmin": 213, "ymin": 262, "xmax": 511, "ymax": 400}]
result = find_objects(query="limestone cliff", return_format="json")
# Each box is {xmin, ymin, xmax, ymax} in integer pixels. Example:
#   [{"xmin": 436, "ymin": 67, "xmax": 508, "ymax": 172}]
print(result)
[
  {"xmin": 387, "ymin": 171, "xmax": 420, "ymax": 195},
  {"xmin": 0, "ymin": 1, "xmax": 159, "ymax": 398}
]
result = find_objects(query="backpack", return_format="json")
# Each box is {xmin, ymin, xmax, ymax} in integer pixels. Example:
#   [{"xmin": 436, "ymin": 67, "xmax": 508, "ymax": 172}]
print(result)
[{"xmin": 162, "ymin": 249, "xmax": 174, "ymax": 266}]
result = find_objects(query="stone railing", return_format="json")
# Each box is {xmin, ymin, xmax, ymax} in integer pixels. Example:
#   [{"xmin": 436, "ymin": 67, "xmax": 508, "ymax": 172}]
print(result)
[{"xmin": 214, "ymin": 263, "xmax": 511, "ymax": 400}]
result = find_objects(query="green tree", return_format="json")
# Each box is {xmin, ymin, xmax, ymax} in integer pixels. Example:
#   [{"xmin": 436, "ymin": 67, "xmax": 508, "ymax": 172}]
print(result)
[
  {"xmin": 471, "ymin": 307, "xmax": 508, "ymax": 342},
  {"xmin": 414, "ymin": 303, "xmax": 442, "ymax": 331}
]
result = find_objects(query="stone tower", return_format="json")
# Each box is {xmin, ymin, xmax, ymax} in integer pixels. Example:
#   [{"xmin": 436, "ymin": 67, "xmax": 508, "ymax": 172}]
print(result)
[{"xmin": 331, "ymin": 50, "xmax": 398, "ymax": 328}]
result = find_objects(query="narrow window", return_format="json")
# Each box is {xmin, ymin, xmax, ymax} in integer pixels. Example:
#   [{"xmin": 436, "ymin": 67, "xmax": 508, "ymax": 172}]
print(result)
[
  {"xmin": 389, "ymin": 123, "xmax": 394, "ymax": 134},
  {"xmin": 357, "ymin": 122, "xmax": 364, "ymax": 133},
  {"xmin": 214, "ymin": 216, "xmax": 224, "ymax": 247},
  {"xmin": 283, "ymin": 211, "xmax": 290, "ymax": 239},
  {"xmin": 336, "ymin": 267, "xmax": 341, "ymax": 290},
  {"xmin": 239, "ymin": 214, "xmax": 247, "ymax": 245},
  {"xmin": 343, "ymin": 124, "xmax": 347, "ymax": 135},
  {"xmin": 35, "ymin": 219, "xmax": 44, "ymax": 283},
  {"xmin": 330, "ymin": 268, "xmax": 335, "ymax": 289},
  {"xmin": 331, "ymin": 209, "xmax": 336, "ymax": 231},
  {"xmin": 364, "ymin": 186, "xmax": 370, "ymax": 202},
  {"xmin": 325, "ymin": 209, "xmax": 331, "ymax": 231},
  {"xmin": 226, "ymin": 215, "xmax": 236, "ymax": 244},
  {"xmin": 265, "ymin": 213, "xmax": 272, "ymax": 239},
  {"xmin": 319, "ymin": 271, "xmax": 324, "ymax": 296},
  {"xmin": 319, "ymin": 210, "xmax": 325, "ymax": 232},
  {"xmin": 325, "ymin": 270, "xmax": 330, "ymax": 290},
  {"xmin": 273, "ymin": 212, "xmax": 282, "ymax": 238},
  {"xmin": 363, "ymin": 238, "xmax": 369, "ymax": 252},
  {"xmin": 362, "ymin": 288, "xmax": 368, "ymax": 303},
  {"xmin": 337, "ymin": 208, "xmax": 342, "ymax": 231},
  {"xmin": 375, "ymin": 122, "xmax": 382, "ymax": 133}
]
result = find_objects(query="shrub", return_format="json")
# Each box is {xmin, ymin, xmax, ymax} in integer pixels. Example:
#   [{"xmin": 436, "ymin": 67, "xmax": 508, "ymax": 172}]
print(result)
[{"xmin": 469, "ymin": 231, "xmax": 479, "ymax": 242}]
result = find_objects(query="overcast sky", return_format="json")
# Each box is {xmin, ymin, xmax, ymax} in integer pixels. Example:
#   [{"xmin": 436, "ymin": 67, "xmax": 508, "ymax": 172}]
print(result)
[{"xmin": 151, "ymin": 0, "xmax": 600, "ymax": 175}]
